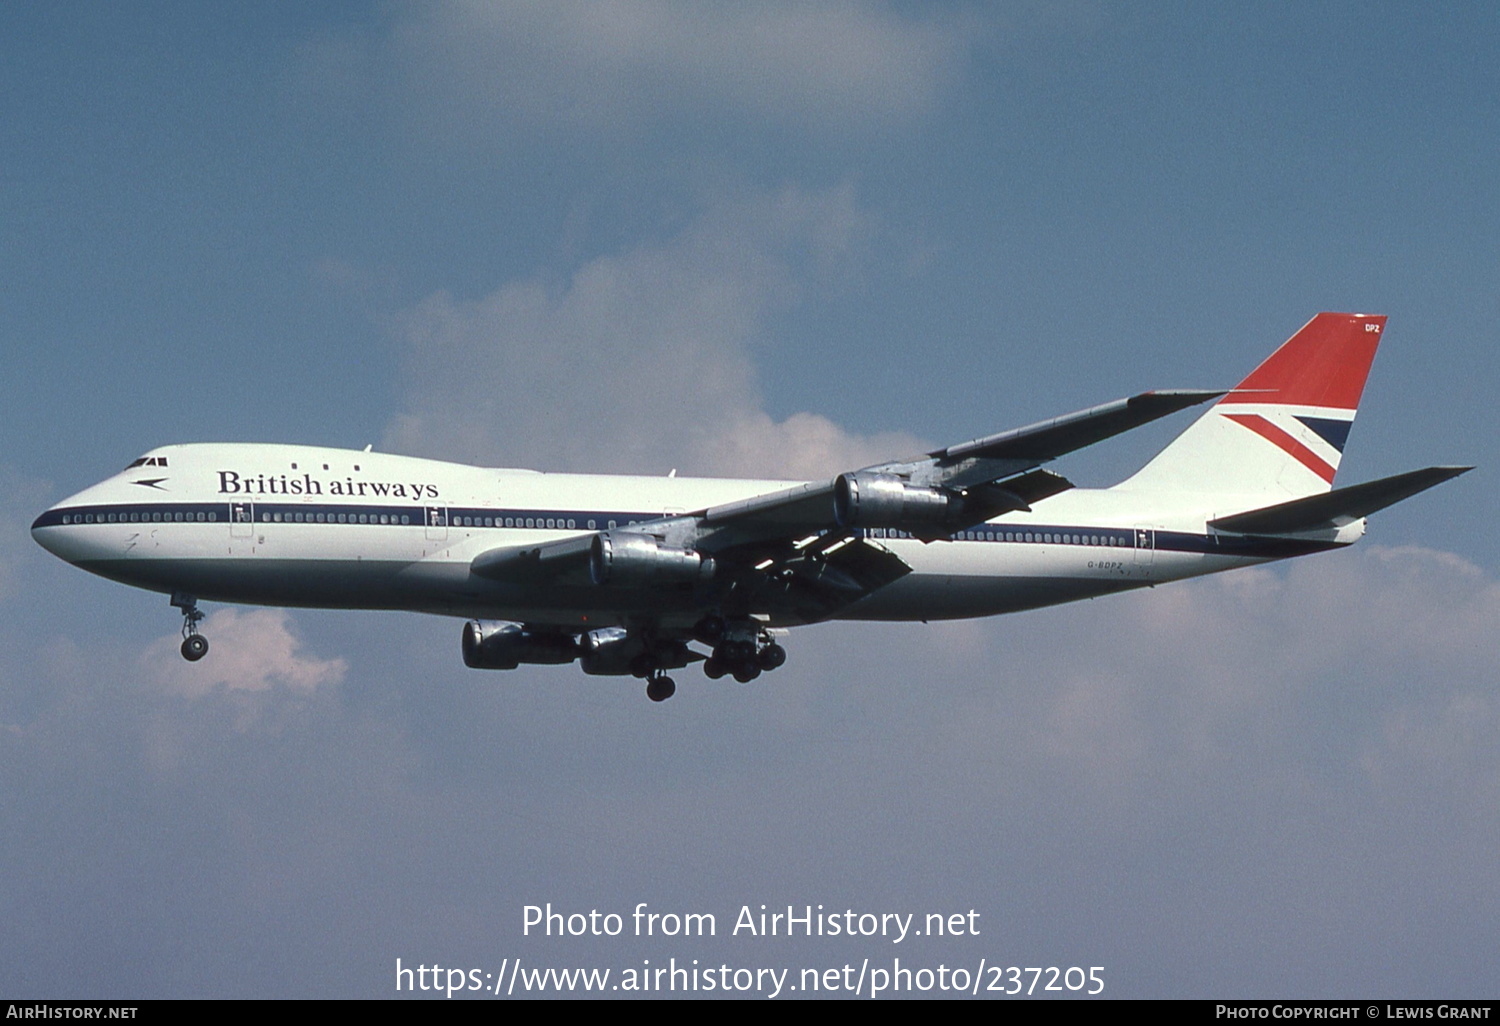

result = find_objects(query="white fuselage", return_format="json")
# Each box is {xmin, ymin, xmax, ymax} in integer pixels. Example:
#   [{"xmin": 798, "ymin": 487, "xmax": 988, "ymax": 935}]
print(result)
[{"xmin": 31, "ymin": 442, "xmax": 1356, "ymax": 630}]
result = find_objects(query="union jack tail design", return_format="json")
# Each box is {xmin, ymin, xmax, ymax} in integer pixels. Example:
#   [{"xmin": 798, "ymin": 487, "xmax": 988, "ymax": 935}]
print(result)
[{"xmin": 1121, "ymin": 312, "xmax": 1385, "ymax": 503}]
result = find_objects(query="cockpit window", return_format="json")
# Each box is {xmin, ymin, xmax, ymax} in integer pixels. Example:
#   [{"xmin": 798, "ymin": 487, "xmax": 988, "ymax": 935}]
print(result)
[{"xmin": 124, "ymin": 456, "xmax": 168, "ymax": 469}]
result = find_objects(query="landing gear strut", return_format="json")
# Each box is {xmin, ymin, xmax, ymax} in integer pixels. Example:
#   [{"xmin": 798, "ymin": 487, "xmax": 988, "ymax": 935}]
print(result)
[{"xmin": 171, "ymin": 592, "xmax": 208, "ymax": 662}]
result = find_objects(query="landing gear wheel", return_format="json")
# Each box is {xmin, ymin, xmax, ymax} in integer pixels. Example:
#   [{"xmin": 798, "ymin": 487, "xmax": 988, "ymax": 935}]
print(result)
[
  {"xmin": 646, "ymin": 675, "xmax": 676, "ymax": 702},
  {"xmin": 758, "ymin": 642, "xmax": 786, "ymax": 671},
  {"xmin": 732, "ymin": 665, "xmax": 760, "ymax": 684},
  {"xmin": 703, "ymin": 657, "xmax": 726, "ymax": 680},
  {"xmin": 714, "ymin": 640, "xmax": 755, "ymax": 665},
  {"xmin": 171, "ymin": 592, "xmax": 208, "ymax": 662}
]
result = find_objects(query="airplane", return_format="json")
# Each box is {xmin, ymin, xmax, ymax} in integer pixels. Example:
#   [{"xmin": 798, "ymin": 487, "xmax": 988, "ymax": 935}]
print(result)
[{"xmin": 31, "ymin": 312, "xmax": 1470, "ymax": 701}]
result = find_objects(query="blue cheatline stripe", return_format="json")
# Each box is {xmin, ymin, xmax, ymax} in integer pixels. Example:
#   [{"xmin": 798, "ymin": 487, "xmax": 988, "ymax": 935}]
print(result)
[
  {"xmin": 33, "ymin": 502, "xmax": 1342, "ymax": 559},
  {"xmin": 1294, "ymin": 415, "xmax": 1353, "ymax": 453},
  {"xmin": 30, "ymin": 502, "xmax": 662, "ymax": 532}
]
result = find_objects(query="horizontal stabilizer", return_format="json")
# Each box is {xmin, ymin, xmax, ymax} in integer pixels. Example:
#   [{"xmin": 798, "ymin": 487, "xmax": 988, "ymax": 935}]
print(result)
[{"xmin": 1209, "ymin": 466, "xmax": 1472, "ymax": 535}]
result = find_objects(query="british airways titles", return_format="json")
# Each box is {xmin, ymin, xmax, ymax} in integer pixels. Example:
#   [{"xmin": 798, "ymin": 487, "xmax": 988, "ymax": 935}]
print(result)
[{"xmin": 215, "ymin": 471, "xmax": 440, "ymax": 502}]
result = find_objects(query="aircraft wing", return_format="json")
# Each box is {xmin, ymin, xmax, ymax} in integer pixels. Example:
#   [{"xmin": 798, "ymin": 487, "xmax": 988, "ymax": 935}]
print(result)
[
  {"xmin": 467, "ymin": 387, "xmax": 1221, "ymax": 610},
  {"xmin": 913, "ymin": 389, "xmax": 1224, "ymax": 489},
  {"xmin": 696, "ymin": 388, "xmax": 1222, "ymax": 544}
]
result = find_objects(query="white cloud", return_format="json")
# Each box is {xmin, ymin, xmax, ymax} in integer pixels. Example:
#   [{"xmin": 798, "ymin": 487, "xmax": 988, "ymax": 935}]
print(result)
[
  {"xmin": 143, "ymin": 608, "xmax": 347, "ymax": 700},
  {"xmin": 961, "ymin": 546, "xmax": 1500, "ymax": 803},
  {"xmin": 387, "ymin": 0, "xmax": 972, "ymax": 134},
  {"xmin": 382, "ymin": 184, "xmax": 922, "ymax": 478}
]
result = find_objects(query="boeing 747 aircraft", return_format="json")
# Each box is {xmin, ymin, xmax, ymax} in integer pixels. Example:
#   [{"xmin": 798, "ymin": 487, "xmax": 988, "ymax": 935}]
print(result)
[{"xmin": 33, "ymin": 313, "xmax": 1468, "ymax": 700}]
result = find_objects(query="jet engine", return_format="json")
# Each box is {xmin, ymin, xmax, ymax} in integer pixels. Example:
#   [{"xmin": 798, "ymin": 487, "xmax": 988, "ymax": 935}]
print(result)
[
  {"xmin": 577, "ymin": 627, "xmax": 641, "ymax": 675},
  {"xmin": 577, "ymin": 627, "xmax": 695, "ymax": 676},
  {"xmin": 832, "ymin": 472, "xmax": 961, "ymax": 530},
  {"xmin": 588, "ymin": 531, "xmax": 713, "ymax": 586},
  {"xmin": 461, "ymin": 620, "xmax": 579, "ymax": 670}
]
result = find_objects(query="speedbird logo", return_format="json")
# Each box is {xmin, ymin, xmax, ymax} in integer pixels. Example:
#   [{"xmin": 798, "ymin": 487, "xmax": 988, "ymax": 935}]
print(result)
[{"xmin": 217, "ymin": 471, "xmax": 440, "ymax": 501}]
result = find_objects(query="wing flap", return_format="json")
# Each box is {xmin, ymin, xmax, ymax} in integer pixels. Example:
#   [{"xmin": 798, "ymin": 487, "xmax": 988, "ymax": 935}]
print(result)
[
  {"xmin": 753, "ymin": 536, "xmax": 912, "ymax": 623},
  {"xmin": 966, "ymin": 468, "xmax": 1075, "ymax": 514}
]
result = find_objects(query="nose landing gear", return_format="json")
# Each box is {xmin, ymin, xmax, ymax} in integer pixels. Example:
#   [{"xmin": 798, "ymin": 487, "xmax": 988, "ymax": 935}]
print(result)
[{"xmin": 171, "ymin": 592, "xmax": 209, "ymax": 662}]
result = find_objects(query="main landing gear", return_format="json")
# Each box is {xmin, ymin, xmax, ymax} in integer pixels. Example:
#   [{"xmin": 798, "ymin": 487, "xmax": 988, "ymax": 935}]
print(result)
[
  {"xmin": 618, "ymin": 644, "xmax": 684, "ymax": 703},
  {"xmin": 171, "ymin": 592, "xmax": 208, "ymax": 662},
  {"xmin": 695, "ymin": 616, "xmax": 786, "ymax": 684},
  {"xmin": 644, "ymin": 673, "xmax": 676, "ymax": 703}
]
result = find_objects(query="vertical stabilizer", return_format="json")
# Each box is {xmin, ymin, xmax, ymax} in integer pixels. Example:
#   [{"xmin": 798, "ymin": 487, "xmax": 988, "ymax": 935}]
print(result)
[{"xmin": 1119, "ymin": 312, "xmax": 1386, "ymax": 502}]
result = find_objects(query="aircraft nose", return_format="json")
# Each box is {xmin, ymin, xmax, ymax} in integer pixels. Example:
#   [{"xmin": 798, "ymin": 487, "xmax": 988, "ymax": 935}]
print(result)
[
  {"xmin": 31, "ymin": 496, "xmax": 117, "ymax": 568},
  {"xmin": 31, "ymin": 505, "xmax": 68, "ymax": 559}
]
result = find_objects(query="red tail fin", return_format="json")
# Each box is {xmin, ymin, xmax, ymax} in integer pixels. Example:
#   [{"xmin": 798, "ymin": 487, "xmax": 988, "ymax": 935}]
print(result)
[
  {"xmin": 1219, "ymin": 312, "xmax": 1385, "ymax": 411},
  {"xmin": 1120, "ymin": 312, "xmax": 1387, "ymax": 500}
]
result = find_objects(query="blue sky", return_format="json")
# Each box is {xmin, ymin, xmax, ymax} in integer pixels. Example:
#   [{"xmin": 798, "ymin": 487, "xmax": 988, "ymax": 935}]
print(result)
[{"xmin": 3, "ymin": 2, "xmax": 1497, "ymax": 998}]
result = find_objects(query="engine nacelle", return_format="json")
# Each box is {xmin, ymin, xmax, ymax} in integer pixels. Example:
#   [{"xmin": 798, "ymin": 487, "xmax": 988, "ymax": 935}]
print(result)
[
  {"xmin": 577, "ymin": 627, "xmax": 641, "ymax": 676},
  {"xmin": 833, "ymin": 472, "xmax": 961, "ymax": 530},
  {"xmin": 462, "ymin": 620, "xmax": 578, "ymax": 670},
  {"xmin": 589, "ymin": 531, "xmax": 713, "ymax": 587},
  {"xmin": 580, "ymin": 628, "xmax": 695, "ymax": 676}
]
